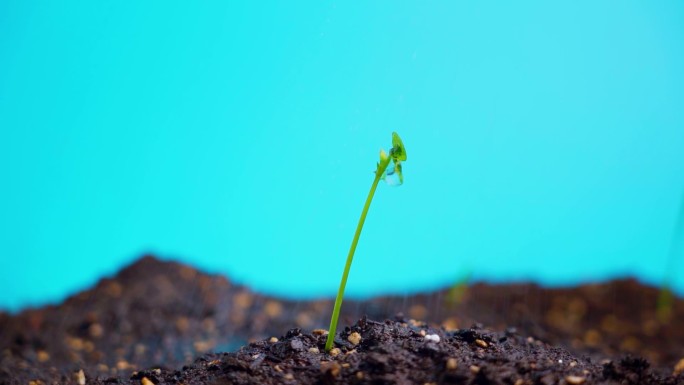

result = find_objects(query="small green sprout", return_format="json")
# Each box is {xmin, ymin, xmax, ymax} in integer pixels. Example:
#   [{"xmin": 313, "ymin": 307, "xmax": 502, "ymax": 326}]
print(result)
[
  {"xmin": 657, "ymin": 190, "xmax": 684, "ymax": 323},
  {"xmin": 324, "ymin": 132, "xmax": 407, "ymax": 352},
  {"xmin": 444, "ymin": 270, "xmax": 472, "ymax": 309},
  {"xmin": 656, "ymin": 286, "xmax": 673, "ymax": 323}
]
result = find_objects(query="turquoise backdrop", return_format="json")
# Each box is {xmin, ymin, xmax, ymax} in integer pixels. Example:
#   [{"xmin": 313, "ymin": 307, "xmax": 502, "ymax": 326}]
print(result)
[{"xmin": 1, "ymin": 1, "xmax": 684, "ymax": 311}]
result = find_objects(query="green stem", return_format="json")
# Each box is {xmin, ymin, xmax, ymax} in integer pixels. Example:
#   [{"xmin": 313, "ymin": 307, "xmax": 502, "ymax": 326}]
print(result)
[{"xmin": 325, "ymin": 157, "xmax": 391, "ymax": 351}]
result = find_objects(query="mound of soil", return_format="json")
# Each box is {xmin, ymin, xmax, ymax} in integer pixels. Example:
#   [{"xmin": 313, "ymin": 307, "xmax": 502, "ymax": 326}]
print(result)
[
  {"xmin": 97, "ymin": 317, "xmax": 683, "ymax": 385},
  {"xmin": 362, "ymin": 279, "xmax": 684, "ymax": 368},
  {"xmin": 1, "ymin": 255, "xmax": 682, "ymax": 384}
]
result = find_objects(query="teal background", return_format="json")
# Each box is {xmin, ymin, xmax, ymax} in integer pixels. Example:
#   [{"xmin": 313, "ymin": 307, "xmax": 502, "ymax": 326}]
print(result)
[{"xmin": 1, "ymin": 2, "xmax": 684, "ymax": 312}]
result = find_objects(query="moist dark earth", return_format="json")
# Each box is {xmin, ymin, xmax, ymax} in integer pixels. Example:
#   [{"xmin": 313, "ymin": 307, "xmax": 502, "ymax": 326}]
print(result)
[{"xmin": 1, "ymin": 256, "xmax": 682, "ymax": 384}]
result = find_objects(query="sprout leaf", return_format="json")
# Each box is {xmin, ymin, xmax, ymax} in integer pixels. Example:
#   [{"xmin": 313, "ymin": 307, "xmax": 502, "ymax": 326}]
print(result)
[{"xmin": 390, "ymin": 132, "xmax": 407, "ymax": 161}]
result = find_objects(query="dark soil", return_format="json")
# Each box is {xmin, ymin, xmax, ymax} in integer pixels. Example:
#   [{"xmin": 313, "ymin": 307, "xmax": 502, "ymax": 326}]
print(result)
[{"xmin": 1, "ymin": 255, "xmax": 682, "ymax": 384}]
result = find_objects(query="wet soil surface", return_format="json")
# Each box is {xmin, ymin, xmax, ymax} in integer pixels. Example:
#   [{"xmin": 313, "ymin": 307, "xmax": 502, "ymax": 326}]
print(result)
[{"xmin": 1, "ymin": 256, "xmax": 683, "ymax": 384}]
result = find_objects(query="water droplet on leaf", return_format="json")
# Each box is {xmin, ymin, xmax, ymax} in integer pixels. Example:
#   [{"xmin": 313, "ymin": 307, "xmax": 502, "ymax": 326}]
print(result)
[{"xmin": 382, "ymin": 160, "xmax": 403, "ymax": 186}]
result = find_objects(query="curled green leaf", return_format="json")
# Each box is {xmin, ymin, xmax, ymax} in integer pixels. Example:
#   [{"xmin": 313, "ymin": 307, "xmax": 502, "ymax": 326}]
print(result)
[{"xmin": 390, "ymin": 132, "xmax": 407, "ymax": 161}]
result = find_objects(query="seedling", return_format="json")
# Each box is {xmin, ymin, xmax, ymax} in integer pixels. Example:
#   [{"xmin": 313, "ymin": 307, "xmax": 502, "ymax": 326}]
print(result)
[
  {"xmin": 324, "ymin": 132, "xmax": 407, "ymax": 352},
  {"xmin": 444, "ymin": 270, "xmax": 472, "ymax": 309},
  {"xmin": 657, "ymin": 190, "xmax": 684, "ymax": 323},
  {"xmin": 656, "ymin": 286, "xmax": 673, "ymax": 323}
]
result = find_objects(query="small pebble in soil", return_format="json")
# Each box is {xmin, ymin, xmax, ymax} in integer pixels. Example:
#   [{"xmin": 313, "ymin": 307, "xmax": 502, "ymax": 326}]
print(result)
[
  {"xmin": 470, "ymin": 365, "xmax": 481, "ymax": 373},
  {"xmin": 89, "ymin": 323, "xmax": 104, "ymax": 338},
  {"xmin": 320, "ymin": 361, "xmax": 341, "ymax": 377},
  {"xmin": 442, "ymin": 317, "xmax": 458, "ymax": 331},
  {"xmin": 329, "ymin": 348, "xmax": 341, "ymax": 356},
  {"xmin": 312, "ymin": 329, "xmax": 328, "ymax": 336},
  {"xmin": 565, "ymin": 375, "xmax": 586, "ymax": 385},
  {"xmin": 409, "ymin": 319, "xmax": 425, "ymax": 327},
  {"xmin": 37, "ymin": 350, "xmax": 50, "ymax": 362},
  {"xmin": 193, "ymin": 340, "xmax": 212, "ymax": 352},
  {"xmin": 140, "ymin": 377, "xmax": 153, "ymax": 385},
  {"xmin": 475, "ymin": 338, "xmax": 488, "ymax": 348},
  {"xmin": 264, "ymin": 300, "xmax": 283, "ymax": 318},
  {"xmin": 675, "ymin": 358, "xmax": 684, "ymax": 376},
  {"xmin": 584, "ymin": 329, "xmax": 601, "ymax": 346},
  {"xmin": 268, "ymin": 337, "xmax": 278, "ymax": 343},
  {"xmin": 75, "ymin": 369, "xmax": 85, "ymax": 385},
  {"xmin": 347, "ymin": 332, "xmax": 362, "ymax": 345},
  {"xmin": 296, "ymin": 312, "xmax": 313, "ymax": 327},
  {"xmin": 446, "ymin": 358, "xmax": 458, "ymax": 370},
  {"xmin": 425, "ymin": 334, "xmax": 440, "ymax": 343},
  {"xmin": 308, "ymin": 347, "xmax": 320, "ymax": 354}
]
